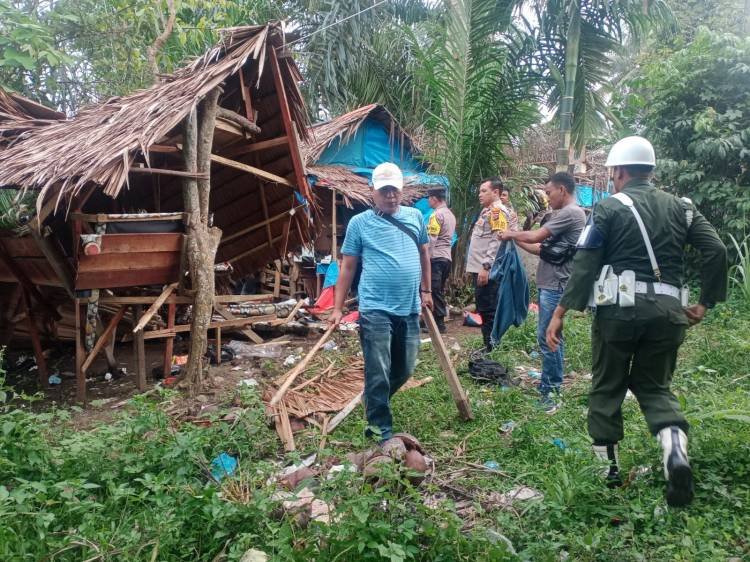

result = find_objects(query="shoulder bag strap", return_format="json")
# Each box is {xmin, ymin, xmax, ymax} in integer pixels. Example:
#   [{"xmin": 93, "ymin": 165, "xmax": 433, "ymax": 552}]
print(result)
[
  {"xmin": 376, "ymin": 210, "xmax": 420, "ymax": 250},
  {"xmin": 611, "ymin": 192, "xmax": 661, "ymax": 282}
]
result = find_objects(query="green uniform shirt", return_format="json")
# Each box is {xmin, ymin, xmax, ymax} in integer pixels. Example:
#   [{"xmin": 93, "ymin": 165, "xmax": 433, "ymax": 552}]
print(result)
[{"xmin": 560, "ymin": 179, "xmax": 728, "ymax": 312}]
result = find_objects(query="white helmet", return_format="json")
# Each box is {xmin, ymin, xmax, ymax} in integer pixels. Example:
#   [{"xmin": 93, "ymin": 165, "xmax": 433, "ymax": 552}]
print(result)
[{"xmin": 605, "ymin": 136, "xmax": 656, "ymax": 167}]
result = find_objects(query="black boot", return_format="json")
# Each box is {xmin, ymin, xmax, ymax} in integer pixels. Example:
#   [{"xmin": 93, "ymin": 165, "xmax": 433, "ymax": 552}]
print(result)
[
  {"xmin": 657, "ymin": 427, "xmax": 694, "ymax": 507},
  {"xmin": 593, "ymin": 443, "xmax": 623, "ymax": 488},
  {"xmin": 435, "ymin": 316, "xmax": 447, "ymax": 334}
]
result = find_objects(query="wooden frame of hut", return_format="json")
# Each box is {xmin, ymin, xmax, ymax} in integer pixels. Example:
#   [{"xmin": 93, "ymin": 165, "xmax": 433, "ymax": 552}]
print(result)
[{"xmin": 0, "ymin": 24, "xmax": 312, "ymax": 402}]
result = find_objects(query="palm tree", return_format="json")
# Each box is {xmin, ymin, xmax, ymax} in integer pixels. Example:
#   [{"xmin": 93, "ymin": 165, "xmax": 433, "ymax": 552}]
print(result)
[
  {"xmin": 414, "ymin": 0, "xmax": 539, "ymax": 273},
  {"xmin": 528, "ymin": 0, "xmax": 672, "ymax": 171}
]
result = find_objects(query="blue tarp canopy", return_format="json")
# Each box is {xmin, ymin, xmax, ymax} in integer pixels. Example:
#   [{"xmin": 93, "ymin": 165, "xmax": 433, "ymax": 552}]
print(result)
[{"xmin": 576, "ymin": 184, "xmax": 609, "ymax": 208}]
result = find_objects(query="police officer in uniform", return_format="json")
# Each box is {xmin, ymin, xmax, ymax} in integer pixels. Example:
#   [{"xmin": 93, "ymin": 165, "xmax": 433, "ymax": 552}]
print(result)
[{"xmin": 546, "ymin": 136, "xmax": 728, "ymax": 507}]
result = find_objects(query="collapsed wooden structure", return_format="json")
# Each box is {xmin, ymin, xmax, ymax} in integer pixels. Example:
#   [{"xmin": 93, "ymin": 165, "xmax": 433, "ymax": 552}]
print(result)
[{"xmin": 0, "ymin": 24, "xmax": 312, "ymax": 402}]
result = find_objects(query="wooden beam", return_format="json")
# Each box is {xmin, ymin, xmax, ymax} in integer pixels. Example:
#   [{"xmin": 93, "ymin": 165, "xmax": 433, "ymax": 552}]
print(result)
[
  {"xmin": 226, "ymin": 234, "xmax": 283, "ymax": 265},
  {"xmin": 129, "ymin": 166, "xmax": 209, "ymax": 179},
  {"xmin": 142, "ymin": 314, "xmax": 276, "ymax": 340},
  {"xmin": 30, "ymin": 227, "xmax": 75, "ymax": 298},
  {"xmin": 96, "ymin": 314, "xmax": 118, "ymax": 372},
  {"xmin": 423, "ymin": 308, "xmax": 473, "ymax": 421},
  {"xmin": 132, "ymin": 282, "xmax": 178, "ymax": 333},
  {"xmin": 89, "ymin": 293, "xmax": 274, "ymax": 305},
  {"xmin": 162, "ymin": 302, "xmax": 176, "ymax": 378},
  {"xmin": 75, "ymin": 299, "xmax": 86, "ymax": 404},
  {"xmin": 238, "ymin": 67, "xmax": 255, "ymax": 121},
  {"xmin": 133, "ymin": 305, "xmax": 147, "ymax": 391},
  {"xmin": 214, "ymin": 303, "xmax": 263, "ymax": 344},
  {"xmin": 220, "ymin": 205, "xmax": 303, "ymax": 246},
  {"xmin": 21, "ymin": 288, "xmax": 48, "ymax": 388},
  {"xmin": 209, "ymin": 153, "xmax": 293, "ymax": 187},
  {"xmin": 81, "ymin": 306, "xmax": 126, "ymax": 375},
  {"xmin": 269, "ymin": 48, "xmax": 309, "ymax": 197},
  {"xmin": 222, "ymin": 135, "xmax": 288, "ymax": 158},
  {"xmin": 69, "ymin": 212, "xmax": 186, "ymax": 223},
  {"xmin": 331, "ymin": 190, "xmax": 338, "ymax": 261},
  {"xmin": 259, "ymin": 185, "xmax": 274, "ymax": 251}
]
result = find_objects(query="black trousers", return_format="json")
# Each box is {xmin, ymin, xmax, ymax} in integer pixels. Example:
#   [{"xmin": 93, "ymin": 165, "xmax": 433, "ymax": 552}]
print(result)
[
  {"xmin": 473, "ymin": 273, "xmax": 499, "ymax": 348},
  {"xmin": 430, "ymin": 258, "xmax": 451, "ymax": 324}
]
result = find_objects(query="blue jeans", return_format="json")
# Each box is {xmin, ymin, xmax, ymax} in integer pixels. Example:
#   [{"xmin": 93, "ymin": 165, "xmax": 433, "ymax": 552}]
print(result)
[
  {"xmin": 538, "ymin": 288, "xmax": 565, "ymax": 396},
  {"xmin": 359, "ymin": 310, "xmax": 420, "ymax": 440}
]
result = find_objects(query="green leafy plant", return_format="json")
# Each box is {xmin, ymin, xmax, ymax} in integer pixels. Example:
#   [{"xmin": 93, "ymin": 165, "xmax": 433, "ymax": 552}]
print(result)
[{"xmin": 728, "ymin": 234, "xmax": 750, "ymax": 305}]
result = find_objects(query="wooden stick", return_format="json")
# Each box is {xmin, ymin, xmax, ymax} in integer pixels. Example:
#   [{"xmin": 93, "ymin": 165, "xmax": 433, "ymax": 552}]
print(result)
[
  {"xmin": 276, "ymin": 402, "xmax": 296, "ymax": 451},
  {"xmin": 282, "ymin": 299, "xmax": 305, "ymax": 325},
  {"xmin": 331, "ymin": 189, "xmax": 338, "ymax": 261},
  {"xmin": 215, "ymin": 326, "xmax": 222, "ymax": 365},
  {"xmin": 129, "ymin": 166, "xmax": 209, "ymax": 179},
  {"xmin": 209, "ymin": 153, "xmax": 293, "ymax": 187},
  {"xmin": 21, "ymin": 289, "xmax": 48, "ymax": 388},
  {"xmin": 423, "ymin": 308, "xmax": 473, "ymax": 421},
  {"xmin": 269, "ymin": 324, "xmax": 336, "ymax": 406},
  {"xmin": 327, "ymin": 391, "xmax": 364, "ymax": 433},
  {"xmin": 81, "ymin": 306, "xmax": 126, "ymax": 375},
  {"xmin": 318, "ymin": 416, "xmax": 330, "ymax": 453},
  {"xmin": 132, "ymin": 283, "xmax": 178, "ymax": 333},
  {"xmin": 75, "ymin": 299, "xmax": 86, "ymax": 404},
  {"xmin": 133, "ymin": 305, "xmax": 147, "ymax": 391},
  {"xmin": 220, "ymin": 206, "xmax": 303, "ymax": 246},
  {"xmin": 140, "ymin": 314, "xmax": 276, "ymax": 340},
  {"xmin": 162, "ymin": 302, "xmax": 176, "ymax": 377}
]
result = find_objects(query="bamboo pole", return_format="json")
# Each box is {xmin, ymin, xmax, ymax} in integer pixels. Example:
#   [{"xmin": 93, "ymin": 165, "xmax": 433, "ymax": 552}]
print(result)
[{"xmin": 132, "ymin": 282, "xmax": 178, "ymax": 333}]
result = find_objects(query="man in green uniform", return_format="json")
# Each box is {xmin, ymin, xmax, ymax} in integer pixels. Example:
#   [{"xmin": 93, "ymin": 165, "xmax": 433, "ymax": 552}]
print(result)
[{"xmin": 546, "ymin": 136, "xmax": 727, "ymax": 507}]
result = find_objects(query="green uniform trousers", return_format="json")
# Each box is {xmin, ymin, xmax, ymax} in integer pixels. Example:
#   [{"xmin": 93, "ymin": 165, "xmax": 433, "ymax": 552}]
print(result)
[{"xmin": 588, "ymin": 296, "xmax": 690, "ymax": 445}]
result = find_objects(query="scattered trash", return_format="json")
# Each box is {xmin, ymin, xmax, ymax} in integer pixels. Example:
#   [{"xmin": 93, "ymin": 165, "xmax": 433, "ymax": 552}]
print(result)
[
  {"xmin": 279, "ymin": 466, "xmax": 316, "ymax": 490},
  {"xmin": 322, "ymin": 340, "xmax": 338, "ymax": 351},
  {"xmin": 231, "ymin": 366, "xmax": 243, "ymax": 371},
  {"xmin": 104, "ymin": 372, "xmax": 113, "ymax": 382},
  {"xmin": 530, "ymin": 350, "xmax": 540, "ymax": 360},
  {"xmin": 500, "ymin": 421, "xmax": 516, "ymax": 434},
  {"xmin": 173, "ymin": 355, "xmax": 188, "ymax": 366},
  {"xmin": 48, "ymin": 374, "xmax": 62, "ymax": 385},
  {"xmin": 239, "ymin": 549, "xmax": 268, "ymax": 562},
  {"xmin": 210, "ymin": 452, "xmax": 238, "ymax": 481},
  {"xmin": 163, "ymin": 376, "xmax": 178, "ymax": 386},
  {"xmin": 528, "ymin": 369, "xmax": 541, "ymax": 379},
  {"xmin": 463, "ymin": 311, "xmax": 482, "ymax": 327},
  {"xmin": 207, "ymin": 345, "xmax": 235, "ymax": 365},
  {"xmin": 227, "ymin": 340, "xmax": 284, "ymax": 359},
  {"xmin": 280, "ymin": 486, "xmax": 315, "ymax": 510},
  {"xmin": 551, "ymin": 438, "xmax": 567, "ymax": 450},
  {"xmin": 450, "ymin": 342, "xmax": 461, "ymax": 352},
  {"xmin": 483, "ymin": 460, "xmax": 501, "ymax": 471},
  {"xmin": 283, "ymin": 354, "xmax": 301, "ymax": 367},
  {"xmin": 338, "ymin": 322, "xmax": 358, "ymax": 332},
  {"xmin": 310, "ymin": 499, "xmax": 332, "ymax": 524},
  {"xmin": 487, "ymin": 486, "xmax": 544, "ymax": 508}
]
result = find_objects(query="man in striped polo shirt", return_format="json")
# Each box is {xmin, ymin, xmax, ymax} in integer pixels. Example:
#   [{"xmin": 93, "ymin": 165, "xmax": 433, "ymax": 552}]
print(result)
[{"xmin": 330, "ymin": 163, "xmax": 432, "ymax": 442}]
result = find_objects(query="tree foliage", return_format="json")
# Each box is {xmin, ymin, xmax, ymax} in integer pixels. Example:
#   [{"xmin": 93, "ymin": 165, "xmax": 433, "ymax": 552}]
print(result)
[{"xmin": 619, "ymin": 29, "xmax": 750, "ymax": 241}]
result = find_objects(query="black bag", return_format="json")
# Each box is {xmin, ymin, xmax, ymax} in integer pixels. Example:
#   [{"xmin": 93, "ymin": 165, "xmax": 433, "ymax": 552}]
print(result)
[
  {"xmin": 539, "ymin": 236, "xmax": 577, "ymax": 266},
  {"xmin": 467, "ymin": 352, "xmax": 515, "ymax": 386}
]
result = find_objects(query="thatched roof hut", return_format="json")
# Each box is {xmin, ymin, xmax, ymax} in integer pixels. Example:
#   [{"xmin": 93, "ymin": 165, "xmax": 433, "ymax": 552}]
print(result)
[
  {"xmin": 301, "ymin": 104, "xmax": 445, "ymax": 256},
  {"xmin": 0, "ymin": 23, "xmax": 311, "ymax": 290}
]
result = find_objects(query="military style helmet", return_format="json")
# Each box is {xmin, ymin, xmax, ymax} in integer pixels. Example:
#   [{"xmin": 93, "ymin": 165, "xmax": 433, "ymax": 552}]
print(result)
[{"xmin": 605, "ymin": 136, "xmax": 656, "ymax": 167}]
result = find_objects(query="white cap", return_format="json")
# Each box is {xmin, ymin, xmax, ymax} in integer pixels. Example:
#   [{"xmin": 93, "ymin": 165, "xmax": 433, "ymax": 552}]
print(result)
[
  {"xmin": 372, "ymin": 162, "xmax": 403, "ymax": 190},
  {"xmin": 605, "ymin": 136, "xmax": 656, "ymax": 167}
]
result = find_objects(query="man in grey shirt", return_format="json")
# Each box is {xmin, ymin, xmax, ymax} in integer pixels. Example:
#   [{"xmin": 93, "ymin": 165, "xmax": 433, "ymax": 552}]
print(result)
[{"xmin": 501, "ymin": 172, "xmax": 585, "ymax": 412}]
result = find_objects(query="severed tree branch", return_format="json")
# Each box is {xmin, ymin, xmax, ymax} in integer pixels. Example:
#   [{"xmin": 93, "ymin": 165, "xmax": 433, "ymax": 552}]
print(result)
[{"xmin": 147, "ymin": 0, "xmax": 177, "ymax": 83}]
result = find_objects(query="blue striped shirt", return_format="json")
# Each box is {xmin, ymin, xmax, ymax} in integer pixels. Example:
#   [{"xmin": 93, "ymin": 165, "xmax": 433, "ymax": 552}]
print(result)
[{"xmin": 341, "ymin": 206, "xmax": 428, "ymax": 316}]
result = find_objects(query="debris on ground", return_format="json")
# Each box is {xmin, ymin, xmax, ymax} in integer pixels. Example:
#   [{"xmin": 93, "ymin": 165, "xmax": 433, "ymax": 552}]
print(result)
[
  {"xmin": 239, "ymin": 549, "xmax": 268, "ymax": 562},
  {"xmin": 485, "ymin": 486, "xmax": 544, "ymax": 509},
  {"xmin": 210, "ymin": 452, "xmax": 238, "ymax": 481}
]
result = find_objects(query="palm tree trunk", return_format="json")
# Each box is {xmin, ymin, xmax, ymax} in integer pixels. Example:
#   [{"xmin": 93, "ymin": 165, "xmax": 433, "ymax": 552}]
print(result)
[{"xmin": 556, "ymin": 8, "xmax": 581, "ymax": 173}]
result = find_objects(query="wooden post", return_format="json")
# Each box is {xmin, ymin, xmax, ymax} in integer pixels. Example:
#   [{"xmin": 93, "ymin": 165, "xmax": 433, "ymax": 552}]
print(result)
[
  {"xmin": 163, "ymin": 302, "xmax": 176, "ymax": 378},
  {"xmin": 74, "ymin": 299, "xmax": 86, "ymax": 404},
  {"xmin": 21, "ymin": 289, "xmax": 48, "ymax": 388},
  {"xmin": 133, "ymin": 305, "xmax": 147, "ymax": 391},
  {"xmin": 215, "ymin": 326, "xmax": 222, "ymax": 365},
  {"xmin": 423, "ymin": 308, "xmax": 473, "ymax": 421},
  {"xmin": 81, "ymin": 306, "xmax": 126, "ymax": 374},
  {"xmin": 331, "ymin": 189, "xmax": 338, "ymax": 261}
]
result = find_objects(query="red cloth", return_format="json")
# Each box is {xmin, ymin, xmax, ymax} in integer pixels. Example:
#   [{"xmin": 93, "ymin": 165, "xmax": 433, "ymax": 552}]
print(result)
[
  {"xmin": 341, "ymin": 310, "xmax": 360, "ymax": 323},
  {"xmin": 308, "ymin": 286, "xmax": 335, "ymax": 315}
]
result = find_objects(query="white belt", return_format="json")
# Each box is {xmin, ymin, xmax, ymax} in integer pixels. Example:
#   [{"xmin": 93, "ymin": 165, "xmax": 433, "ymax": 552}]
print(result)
[{"xmin": 635, "ymin": 281, "xmax": 680, "ymax": 299}]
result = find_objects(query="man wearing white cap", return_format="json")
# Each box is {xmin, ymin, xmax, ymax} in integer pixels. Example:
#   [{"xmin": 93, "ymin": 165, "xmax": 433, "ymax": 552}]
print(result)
[
  {"xmin": 545, "ymin": 136, "xmax": 727, "ymax": 506},
  {"xmin": 330, "ymin": 163, "xmax": 432, "ymax": 442}
]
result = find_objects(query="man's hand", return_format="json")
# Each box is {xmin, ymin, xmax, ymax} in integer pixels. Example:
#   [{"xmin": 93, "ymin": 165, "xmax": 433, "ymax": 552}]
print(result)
[
  {"xmin": 684, "ymin": 304, "xmax": 707, "ymax": 327},
  {"xmin": 499, "ymin": 230, "xmax": 516, "ymax": 241},
  {"xmin": 546, "ymin": 313, "xmax": 564, "ymax": 352},
  {"xmin": 329, "ymin": 308, "xmax": 343, "ymax": 328},
  {"xmin": 477, "ymin": 269, "xmax": 489, "ymax": 287},
  {"xmin": 421, "ymin": 292, "xmax": 433, "ymax": 311}
]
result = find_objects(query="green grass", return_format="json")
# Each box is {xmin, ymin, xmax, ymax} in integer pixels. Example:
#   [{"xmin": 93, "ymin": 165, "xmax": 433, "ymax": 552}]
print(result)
[{"xmin": 1, "ymin": 299, "xmax": 749, "ymax": 561}]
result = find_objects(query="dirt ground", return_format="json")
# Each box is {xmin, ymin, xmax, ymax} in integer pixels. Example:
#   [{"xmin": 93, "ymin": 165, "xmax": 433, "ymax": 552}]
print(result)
[{"xmin": 2, "ymin": 314, "xmax": 483, "ymax": 428}]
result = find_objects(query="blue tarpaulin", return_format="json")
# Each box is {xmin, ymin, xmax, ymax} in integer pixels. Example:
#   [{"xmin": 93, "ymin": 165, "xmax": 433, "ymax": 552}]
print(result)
[{"xmin": 576, "ymin": 184, "xmax": 609, "ymax": 208}]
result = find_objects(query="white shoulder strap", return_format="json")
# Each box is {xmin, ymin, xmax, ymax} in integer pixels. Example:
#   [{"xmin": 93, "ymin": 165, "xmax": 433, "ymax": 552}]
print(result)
[
  {"xmin": 611, "ymin": 192, "xmax": 661, "ymax": 281},
  {"xmin": 680, "ymin": 197, "xmax": 694, "ymax": 228}
]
